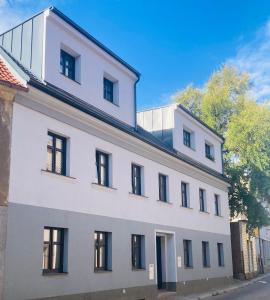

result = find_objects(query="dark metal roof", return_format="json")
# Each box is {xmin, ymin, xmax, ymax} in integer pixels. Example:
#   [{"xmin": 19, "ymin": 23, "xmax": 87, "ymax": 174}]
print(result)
[
  {"xmin": 0, "ymin": 46, "xmax": 228, "ymax": 184},
  {"xmin": 50, "ymin": 7, "xmax": 140, "ymax": 78}
]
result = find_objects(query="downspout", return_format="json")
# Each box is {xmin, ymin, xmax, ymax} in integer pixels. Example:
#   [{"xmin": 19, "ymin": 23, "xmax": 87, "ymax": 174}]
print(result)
[
  {"xmin": 258, "ymin": 228, "xmax": 264, "ymax": 274},
  {"xmin": 221, "ymin": 142, "xmax": 225, "ymax": 175},
  {"xmin": 134, "ymin": 75, "xmax": 141, "ymax": 130}
]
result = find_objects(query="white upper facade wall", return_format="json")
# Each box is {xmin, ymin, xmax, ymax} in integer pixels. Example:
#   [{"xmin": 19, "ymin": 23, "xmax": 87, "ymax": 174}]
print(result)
[{"xmin": 43, "ymin": 10, "xmax": 138, "ymax": 127}]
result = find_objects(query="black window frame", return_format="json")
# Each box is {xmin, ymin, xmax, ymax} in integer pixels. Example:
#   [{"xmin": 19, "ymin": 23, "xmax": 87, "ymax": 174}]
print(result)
[
  {"xmin": 202, "ymin": 241, "xmax": 210, "ymax": 268},
  {"xmin": 183, "ymin": 129, "xmax": 191, "ymax": 148},
  {"xmin": 215, "ymin": 194, "xmax": 221, "ymax": 216},
  {"xmin": 131, "ymin": 164, "xmax": 142, "ymax": 195},
  {"xmin": 94, "ymin": 231, "xmax": 108, "ymax": 271},
  {"xmin": 47, "ymin": 131, "xmax": 67, "ymax": 176},
  {"xmin": 158, "ymin": 173, "xmax": 167, "ymax": 202},
  {"xmin": 103, "ymin": 77, "xmax": 114, "ymax": 103},
  {"xmin": 60, "ymin": 49, "xmax": 75, "ymax": 81},
  {"xmin": 199, "ymin": 188, "xmax": 206, "ymax": 212},
  {"xmin": 205, "ymin": 143, "xmax": 214, "ymax": 160},
  {"xmin": 183, "ymin": 239, "xmax": 193, "ymax": 268},
  {"xmin": 131, "ymin": 234, "xmax": 144, "ymax": 270},
  {"xmin": 217, "ymin": 243, "xmax": 225, "ymax": 267},
  {"xmin": 42, "ymin": 227, "xmax": 65, "ymax": 274},
  {"xmin": 96, "ymin": 150, "xmax": 109, "ymax": 187},
  {"xmin": 181, "ymin": 182, "xmax": 188, "ymax": 207}
]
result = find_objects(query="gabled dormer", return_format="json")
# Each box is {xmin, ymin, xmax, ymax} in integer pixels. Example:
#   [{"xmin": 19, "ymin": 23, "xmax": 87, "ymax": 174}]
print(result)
[
  {"xmin": 137, "ymin": 104, "xmax": 224, "ymax": 173},
  {"xmin": 0, "ymin": 7, "xmax": 140, "ymax": 127}
]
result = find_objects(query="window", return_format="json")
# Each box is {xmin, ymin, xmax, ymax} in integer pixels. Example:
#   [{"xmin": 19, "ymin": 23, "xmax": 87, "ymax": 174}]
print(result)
[
  {"xmin": 60, "ymin": 49, "xmax": 75, "ymax": 80},
  {"xmin": 158, "ymin": 173, "xmax": 167, "ymax": 202},
  {"xmin": 104, "ymin": 78, "xmax": 114, "ymax": 102},
  {"xmin": 181, "ymin": 182, "xmax": 189, "ymax": 207},
  {"xmin": 94, "ymin": 231, "xmax": 109, "ymax": 271},
  {"xmin": 202, "ymin": 241, "xmax": 210, "ymax": 267},
  {"xmin": 43, "ymin": 227, "xmax": 65, "ymax": 273},
  {"xmin": 183, "ymin": 129, "xmax": 191, "ymax": 147},
  {"xmin": 199, "ymin": 188, "xmax": 207, "ymax": 212},
  {"xmin": 217, "ymin": 243, "xmax": 224, "ymax": 266},
  {"xmin": 205, "ymin": 143, "xmax": 214, "ymax": 160},
  {"xmin": 183, "ymin": 239, "xmax": 193, "ymax": 268},
  {"xmin": 47, "ymin": 132, "xmax": 66, "ymax": 175},
  {"xmin": 96, "ymin": 151, "xmax": 109, "ymax": 187},
  {"xmin": 131, "ymin": 235, "xmax": 145, "ymax": 269},
  {"xmin": 215, "ymin": 194, "xmax": 221, "ymax": 216},
  {"xmin": 132, "ymin": 164, "xmax": 142, "ymax": 195}
]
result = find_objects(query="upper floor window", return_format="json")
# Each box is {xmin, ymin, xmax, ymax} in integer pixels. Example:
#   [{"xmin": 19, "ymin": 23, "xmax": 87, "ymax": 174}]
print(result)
[
  {"xmin": 183, "ymin": 129, "xmax": 191, "ymax": 148},
  {"xmin": 199, "ymin": 188, "xmax": 207, "ymax": 212},
  {"xmin": 47, "ymin": 132, "xmax": 66, "ymax": 176},
  {"xmin": 131, "ymin": 164, "xmax": 142, "ymax": 195},
  {"xmin": 103, "ymin": 78, "xmax": 114, "ymax": 103},
  {"xmin": 215, "ymin": 194, "xmax": 221, "ymax": 216},
  {"xmin": 43, "ymin": 227, "xmax": 65, "ymax": 274},
  {"xmin": 131, "ymin": 234, "xmax": 145, "ymax": 270},
  {"xmin": 202, "ymin": 241, "xmax": 210, "ymax": 267},
  {"xmin": 158, "ymin": 173, "xmax": 168, "ymax": 202},
  {"xmin": 205, "ymin": 142, "xmax": 214, "ymax": 161},
  {"xmin": 217, "ymin": 243, "xmax": 225, "ymax": 266},
  {"xmin": 181, "ymin": 182, "xmax": 189, "ymax": 207},
  {"xmin": 96, "ymin": 150, "xmax": 109, "ymax": 187},
  {"xmin": 183, "ymin": 239, "xmax": 193, "ymax": 268},
  {"xmin": 60, "ymin": 49, "xmax": 75, "ymax": 80},
  {"xmin": 94, "ymin": 231, "xmax": 110, "ymax": 271}
]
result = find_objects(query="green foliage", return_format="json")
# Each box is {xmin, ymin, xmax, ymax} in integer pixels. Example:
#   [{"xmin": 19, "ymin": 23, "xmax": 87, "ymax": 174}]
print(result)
[{"xmin": 173, "ymin": 65, "xmax": 270, "ymax": 231}]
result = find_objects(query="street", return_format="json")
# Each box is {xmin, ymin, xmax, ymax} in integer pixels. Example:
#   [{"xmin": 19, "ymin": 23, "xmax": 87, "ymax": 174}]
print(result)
[{"xmin": 204, "ymin": 273, "xmax": 270, "ymax": 300}]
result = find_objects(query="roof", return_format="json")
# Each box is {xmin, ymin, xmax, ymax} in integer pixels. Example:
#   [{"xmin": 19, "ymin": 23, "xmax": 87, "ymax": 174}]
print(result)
[
  {"xmin": 0, "ymin": 6, "xmax": 140, "ymax": 79},
  {"xmin": 0, "ymin": 58, "xmax": 26, "ymax": 90},
  {"xmin": 0, "ymin": 46, "xmax": 228, "ymax": 184}
]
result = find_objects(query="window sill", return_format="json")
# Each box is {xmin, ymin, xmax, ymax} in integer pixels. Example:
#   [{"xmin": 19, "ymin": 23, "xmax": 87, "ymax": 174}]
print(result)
[
  {"xmin": 180, "ymin": 205, "xmax": 193, "ymax": 210},
  {"xmin": 129, "ymin": 192, "xmax": 149, "ymax": 199},
  {"xmin": 183, "ymin": 144, "xmax": 196, "ymax": 151},
  {"xmin": 59, "ymin": 72, "xmax": 81, "ymax": 85},
  {"xmin": 206, "ymin": 156, "xmax": 215, "ymax": 162},
  {"xmin": 157, "ymin": 200, "xmax": 173, "ymax": 205},
  {"xmin": 132, "ymin": 267, "xmax": 146, "ymax": 271},
  {"xmin": 203, "ymin": 266, "xmax": 211, "ymax": 268},
  {"xmin": 91, "ymin": 182, "xmax": 117, "ymax": 191},
  {"xmin": 184, "ymin": 266, "xmax": 193, "ymax": 269},
  {"xmin": 214, "ymin": 214, "xmax": 223, "ymax": 218},
  {"xmin": 42, "ymin": 271, "xmax": 68, "ymax": 276},
  {"xmin": 94, "ymin": 269, "xmax": 112, "ymax": 273},
  {"xmin": 103, "ymin": 98, "xmax": 119, "ymax": 107},
  {"xmin": 41, "ymin": 169, "xmax": 76, "ymax": 182},
  {"xmin": 199, "ymin": 210, "xmax": 210, "ymax": 214}
]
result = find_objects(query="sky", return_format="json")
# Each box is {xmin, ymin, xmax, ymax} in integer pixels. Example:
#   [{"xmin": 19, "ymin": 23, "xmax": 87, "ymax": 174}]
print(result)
[{"xmin": 1, "ymin": 0, "xmax": 270, "ymax": 110}]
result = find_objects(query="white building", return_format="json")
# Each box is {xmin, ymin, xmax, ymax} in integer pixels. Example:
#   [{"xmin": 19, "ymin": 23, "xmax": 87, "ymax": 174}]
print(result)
[{"xmin": 0, "ymin": 7, "xmax": 232, "ymax": 300}]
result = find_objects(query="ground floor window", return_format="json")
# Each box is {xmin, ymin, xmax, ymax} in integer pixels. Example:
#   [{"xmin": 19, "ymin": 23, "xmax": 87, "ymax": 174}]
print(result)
[
  {"xmin": 217, "ymin": 242, "xmax": 225, "ymax": 266},
  {"xmin": 202, "ymin": 241, "xmax": 210, "ymax": 267},
  {"xmin": 132, "ymin": 234, "xmax": 145, "ymax": 269},
  {"xmin": 183, "ymin": 239, "xmax": 193, "ymax": 268}
]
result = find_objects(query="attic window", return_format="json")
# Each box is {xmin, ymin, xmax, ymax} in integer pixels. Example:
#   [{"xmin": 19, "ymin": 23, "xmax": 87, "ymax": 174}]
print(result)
[{"xmin": 60, "ymin": 49, "xmax": 75, "ymax": 80}]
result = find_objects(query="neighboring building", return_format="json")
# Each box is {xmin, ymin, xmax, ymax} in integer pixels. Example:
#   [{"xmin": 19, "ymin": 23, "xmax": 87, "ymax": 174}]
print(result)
[
  {"xmin": 0, "ymin": 7, "xmax": 232, "ymax": 300},
  {"xmin": 256, "ymin": 226, "xmax": 270, "ymax": 273},
  {"xmin": 230, "ymin": 218, "xmax": 258, "ymax": 280}
]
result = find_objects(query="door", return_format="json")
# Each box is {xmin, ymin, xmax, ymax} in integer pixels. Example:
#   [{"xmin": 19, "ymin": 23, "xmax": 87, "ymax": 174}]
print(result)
[{"xmin": 156, "ymin": 236, "xmax": 163, "ymax": 289}]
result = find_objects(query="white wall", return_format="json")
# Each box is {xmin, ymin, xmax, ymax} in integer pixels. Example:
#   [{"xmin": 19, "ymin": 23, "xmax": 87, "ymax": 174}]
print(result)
[
  {"xmin": 43, "ymin": 11, "xmax": 137, "ymax": 127},
  {"xmin": 9, "ymin": 101, "xmax": 230, "ymax": 236},
  {"xmin": 173, "ymin": 107, "xmax": 223, "ymax": 173}
]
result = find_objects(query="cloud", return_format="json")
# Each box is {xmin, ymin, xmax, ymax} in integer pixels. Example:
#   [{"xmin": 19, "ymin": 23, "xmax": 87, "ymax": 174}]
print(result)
[
  {"xmin": 228, "ymin": 19, "xmax": 270, "ymax": 102},
  {"xmin": 0, "ymin": 0, "xmax": 64, "ymax": 33}
]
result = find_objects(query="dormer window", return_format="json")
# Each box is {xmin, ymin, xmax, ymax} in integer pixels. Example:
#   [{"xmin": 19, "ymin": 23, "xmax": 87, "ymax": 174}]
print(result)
[
  {"xmin": 104, "ymin": 78, "xmax": 114, "ymax": 103},
  {"xmin": 60, "ymin": 49, "xmax": 75, "ymax": 80},
  {"xmin": 183, "ymin": 129, "xmax": 191, "ymax": 147},
  {"xmin": 205, "ymin": 142, "xmax": 214, "ymax": 161}
]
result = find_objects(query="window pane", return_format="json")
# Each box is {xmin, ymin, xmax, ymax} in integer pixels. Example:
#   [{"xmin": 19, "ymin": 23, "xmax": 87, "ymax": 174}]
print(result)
[
  {"xmin": 46, "ymin": 148, "xmax": 53, "ymax": 172},
  {"xmin": 48, "ymin": 135, "xmax": 53, "ymax": 147},
  {"xmin": 44, "ymin": 229, "xmax": 50, "ymax": 242},
  {"xmin": 52, "ymin": 244, "xmax": 61, "ymax": 270},
  {"xmin": 55, "ymin": 151, "xmax": 63, "ymax": 174},
  {"xmin": 53, "ymin": 229, "xmax": 62, "ymax": 242},
  {"xmin": 99, "ymin": 246, "xmax": 106, "ymax": 268},
  {"xmin": 43, "ymin": 244, "xmax": 49, "ymax": 270},
  {"xmin": 56, "ymin": 138, "xmax": 63, "ymax": 150}
]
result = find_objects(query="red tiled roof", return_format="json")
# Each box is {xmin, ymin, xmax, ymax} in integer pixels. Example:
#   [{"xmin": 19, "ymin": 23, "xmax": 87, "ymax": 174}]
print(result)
[{"xmin": 0, "ymin": 58, "xmax": 26, "ymax": 90}]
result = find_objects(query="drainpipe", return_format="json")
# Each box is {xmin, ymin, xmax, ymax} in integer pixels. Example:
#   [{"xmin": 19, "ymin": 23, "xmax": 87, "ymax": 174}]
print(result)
[
  {"xmin": 134, "ymin": 75, "xmax": 141, "ymax": 130},
  {"xmin": 258, "ymin": 228, "xmax": 265, "ymax": 274},
  {"xmin": 221, "ymin": 142, "xmax": 225, "ymax": 175}
]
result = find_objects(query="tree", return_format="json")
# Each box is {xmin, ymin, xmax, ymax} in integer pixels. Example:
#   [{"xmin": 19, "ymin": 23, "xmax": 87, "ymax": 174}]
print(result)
[{"xmin": 173, "ymin": 65, "xmax": 270, "ymax": 231}]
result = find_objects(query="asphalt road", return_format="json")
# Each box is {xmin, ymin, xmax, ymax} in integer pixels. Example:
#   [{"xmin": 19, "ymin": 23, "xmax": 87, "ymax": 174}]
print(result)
[{"xmin": 204, "ymin": 273, "xmax": 270, "ymax": 300}]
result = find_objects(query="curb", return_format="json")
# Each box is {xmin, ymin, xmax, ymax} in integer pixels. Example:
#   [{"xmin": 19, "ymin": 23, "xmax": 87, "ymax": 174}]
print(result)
[{"xmin": 184, "ymin": 273, "xmax": 270, "ymax": 300}]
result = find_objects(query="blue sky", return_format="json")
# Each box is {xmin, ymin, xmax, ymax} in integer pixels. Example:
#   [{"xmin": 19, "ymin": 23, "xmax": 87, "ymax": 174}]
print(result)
[{"xmin": 1, "ymin": 0, "xmax": 270, "ymax": 110}]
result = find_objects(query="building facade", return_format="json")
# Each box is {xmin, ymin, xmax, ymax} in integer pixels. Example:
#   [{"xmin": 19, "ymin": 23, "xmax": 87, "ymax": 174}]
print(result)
[
  {"xmin": 0, "ymin": 7, "xmax": 232, "ymax": 300},
  {"xmin": 256, "ymin": 226, "xmax": 270, "ymax": 274}
]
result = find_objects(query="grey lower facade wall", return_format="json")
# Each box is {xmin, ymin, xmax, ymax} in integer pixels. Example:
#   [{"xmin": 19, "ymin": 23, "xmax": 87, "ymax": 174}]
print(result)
[{"xmin": 4, "ymin": 203, "xmax": 233, "ymax": 300}]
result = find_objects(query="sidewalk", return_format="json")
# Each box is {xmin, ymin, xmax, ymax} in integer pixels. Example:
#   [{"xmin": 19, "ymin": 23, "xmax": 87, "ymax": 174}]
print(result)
[{"xmin": 161, "ymin": 273, "xmax": 270, "ymax": 300}]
